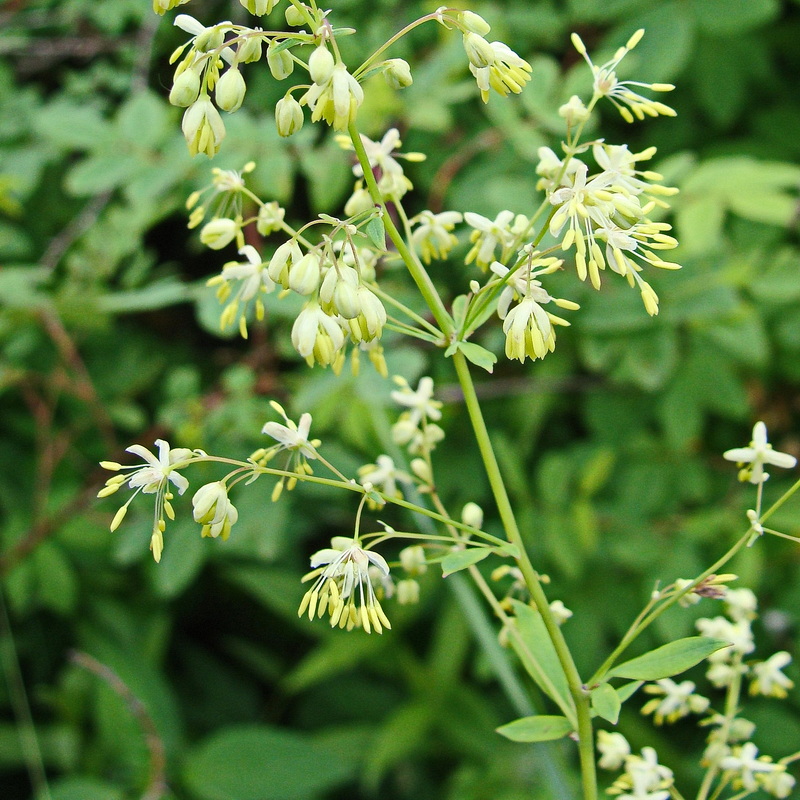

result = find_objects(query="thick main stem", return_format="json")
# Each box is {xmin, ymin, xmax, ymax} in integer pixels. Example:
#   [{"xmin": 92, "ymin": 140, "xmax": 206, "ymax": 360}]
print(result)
[
  {"xmin": 452, "ymin": 350, "xmax": 597, "ymax": 800},
  {"xmin": 347, "ymin": 118, "xmax": 596, "ymax": 799}
]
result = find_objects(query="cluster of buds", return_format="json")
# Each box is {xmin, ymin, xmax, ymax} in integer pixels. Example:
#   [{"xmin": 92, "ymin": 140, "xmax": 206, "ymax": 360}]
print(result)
[
  {"xmin": 168, "ymin": 15, "xmax": 266, "ymax": 156},
  {"xmin": 396, "ymin": 545, "xmax": 427, "ymax": 605},
  {"xmin": 456, "ymin": 12, "xmax": 532, "ymax": 103},
  {"xmin": 300, "ymin": 44, "xmax": 364, "ymax": 132}
]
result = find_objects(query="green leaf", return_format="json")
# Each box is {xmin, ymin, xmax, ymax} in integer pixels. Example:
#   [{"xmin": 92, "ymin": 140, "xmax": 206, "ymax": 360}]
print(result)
[
  {"xmin": 496, "ymin": 714, "xmax": 573, "ymax": 743},
  {"xmin": 687, "ymin": 0, "xmax": 779, "ymax": 34},
  {"xmin": 365, "ymin": 215, "xmax": 385, "ymax": 250},
  {"xmin": 609, "ymin": 637, "xmax": 730, "ymax": 680},
  {"xmin": 183, "ymin": 725, "xmax": 359, "ymax": 800},
  {"xmin": 34, "ymin": 100, "xmax": 112, "ymax": 149},
  {"xmin": 440, "ymin": 548, "xmax": 490, "ymax": 577},
  {"xmin": 457, "ymin": 341, "xmax": 497, "ymax": 373},
  {"xmin": 590, "ymin": 683, "xmax": 621, "ymax": 724},
  {"xmin": 45, "ymin": 777, "xmax": 124, "ymax": 800},
  {"xmin": 616, "ymin": 681, "xmax": 643, "ymax": 703},
  {"xmin": 508, "ymin": 600, "xmax": 572, "ymax": 715},
  {"xmin": 117, "ymin": 90, "xmax": 169, "ymax": 149},
  {"xmin": 98, "ymin": 280, "xmax": 196, "ymax": 313},
  {"xmin": 451, "ymin": 294, "xmax": 468, "ymax": 329},
  {"xmin": 65, "ymin": 152, "xmax": 141, "ymax": 195}
]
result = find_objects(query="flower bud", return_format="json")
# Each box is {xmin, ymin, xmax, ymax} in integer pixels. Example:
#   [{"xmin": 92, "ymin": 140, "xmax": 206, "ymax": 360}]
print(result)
[
  {"xmin": 268, "ymin": 239, "xmax": 302, "ymax": 286},
  {"xmin": 237, "ymin": 35, "xmax": 263, "ymax": 64},
  {"xmin": 463, "ymin": 32, "xmax": 496, "ymax": 68},
  {"xmin": 256, "ymin": 201, "xmax": 285, "ymax": 236},
  {"xmin": 558, "ymin": 94, "xmax": 590, "ymax": 125},
  {"xmin": 348, "ymin": 287, "xmax": 386, "ymax": 342},
  {"xmin": 169, "ymin": 68, "xmax": 201, "ymax": 107},
  {"xmin": 384, "ymin": 58, "xmax": 412, "ymax": 89},
  {"xmin": 195, "ymin": 25, "xmax": 225, "ymax": 53},
  {"xmin": 200, "ymin": 217, "xmax": 239, "ymax": 250},
  {"xmin": 275, "ymin": 95, "xmax": 304, "ymax": 137},
  {"xmin": 216, "ymin": 68, "xmax": 246, "ymax": 112},
  {"xmin": 344, "ymin": 184, "xmax": 374, "ymax": 217},
  {"xmin": 410, "ymin": 458, "xmax": 432, "ymax": 484},
  {"xmin": 460, "ymin": 10, "xmax": 491, "ymax": 35},
  {"xmin": 400, "ymin": 545, "xmax": 427, "ymax": 576},
  {"xmin": 397, "ymin": 579, "xmax": 420, "ymax": 605},
  {"xmin": 182, "ymin": 97, "xmax": 226, "ymax": 157},
  {"xmin": 308, "ymin": 45, "xmax": 335, "ymax": 84},
  {"xmin": 192, "ymin": 481, "xmax": 238, "ymax": 540},
  {"xmin": 461, "ymin": 501, "xmax": 484, "ymax": 530},
  {"xmin": 288, "ymin": 252, "xmax": 321, "ymax": 295},
  {"xmin": 192, "ymin": 481, "xmax": 228, "ymax": 523},
  {"xmin": 267, "ymin": 40, "xmax": 294, "ymax": 79},
  {"xmin": 320, "ymin": 265, "xmax": 360, "ymax": 318},
  {"xmin": 333, "ymin": 280, "xmax": 360, "ymax": 319},
  {"xmin": 239, "ymin": 0, "xmax": 275, "ymax": 14},
  {"xmin": 285, "ymin": 4, "xmax": 305, "ymax": 25}
]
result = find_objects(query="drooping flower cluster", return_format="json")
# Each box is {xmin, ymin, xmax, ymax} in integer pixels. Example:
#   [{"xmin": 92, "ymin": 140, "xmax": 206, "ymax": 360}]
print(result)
[
  {"xmin": 455, "ymin": 12, "xmax": 532, "ymax": 103},
  {"xmin": 298, "ymin": 537, "xmax": 392, "ymax": 633},
  {"xmin": 99, "ymin": 440, "xmax": 197, "ymax": 562},
  {"xmin": 490, "ymin": 253, "xmax": 579, "ymax": 363},
  {"xmin": 539, "ymin": 144, "xmax": 680, "ymax": 315}
]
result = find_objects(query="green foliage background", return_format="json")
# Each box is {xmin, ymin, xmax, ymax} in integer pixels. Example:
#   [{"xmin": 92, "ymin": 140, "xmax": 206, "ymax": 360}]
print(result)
[{"xmin": 1, "ymin": 0, "xmax": 799, "ymax": 798}]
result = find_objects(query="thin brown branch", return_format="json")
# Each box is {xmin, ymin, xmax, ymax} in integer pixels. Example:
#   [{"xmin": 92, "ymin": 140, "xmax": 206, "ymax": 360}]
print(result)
[{"xmin": 69, "ymin": 651, "xmax": 168, "ymax": 800}]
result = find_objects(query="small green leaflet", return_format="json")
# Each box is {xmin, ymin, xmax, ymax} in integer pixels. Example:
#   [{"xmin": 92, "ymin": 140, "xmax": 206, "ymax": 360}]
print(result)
[
  {"xmin": 496, "ymin": 715, "xmax": 573, "ymax": 743},
  {"xmin": 440, "ymin": 548, "xmax": 490, "ymax": 577},
  {"xmin": 365, "ymin": 216, "xmax": 385, "ymax": 250},
  {"xmin": 443, "ymin": 340, "xmax": 497, "ymax": 373},
  {"xmin": 608, "ymin": 637, "xmax": 730, "ymax": 681},
  {"xmin": 590, "ymin": 683, "xmax": 621, "ymax": 724}
]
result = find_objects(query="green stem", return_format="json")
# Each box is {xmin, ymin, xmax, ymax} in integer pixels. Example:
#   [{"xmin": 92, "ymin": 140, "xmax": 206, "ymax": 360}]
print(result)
[
  {"xmin": 589, "ymin": 529, "xmax": 751, "ymax": 686},
  {"xmin": 451, "ymin": 349, "xmax": 597, "ymax": 800},
  {"xmin": 348, "ymin": 122, "xmax": 454, "ymax": 339},
  {"xmin": 696, "ymin": 655, "xmax": 743, "ymax": 800}
]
